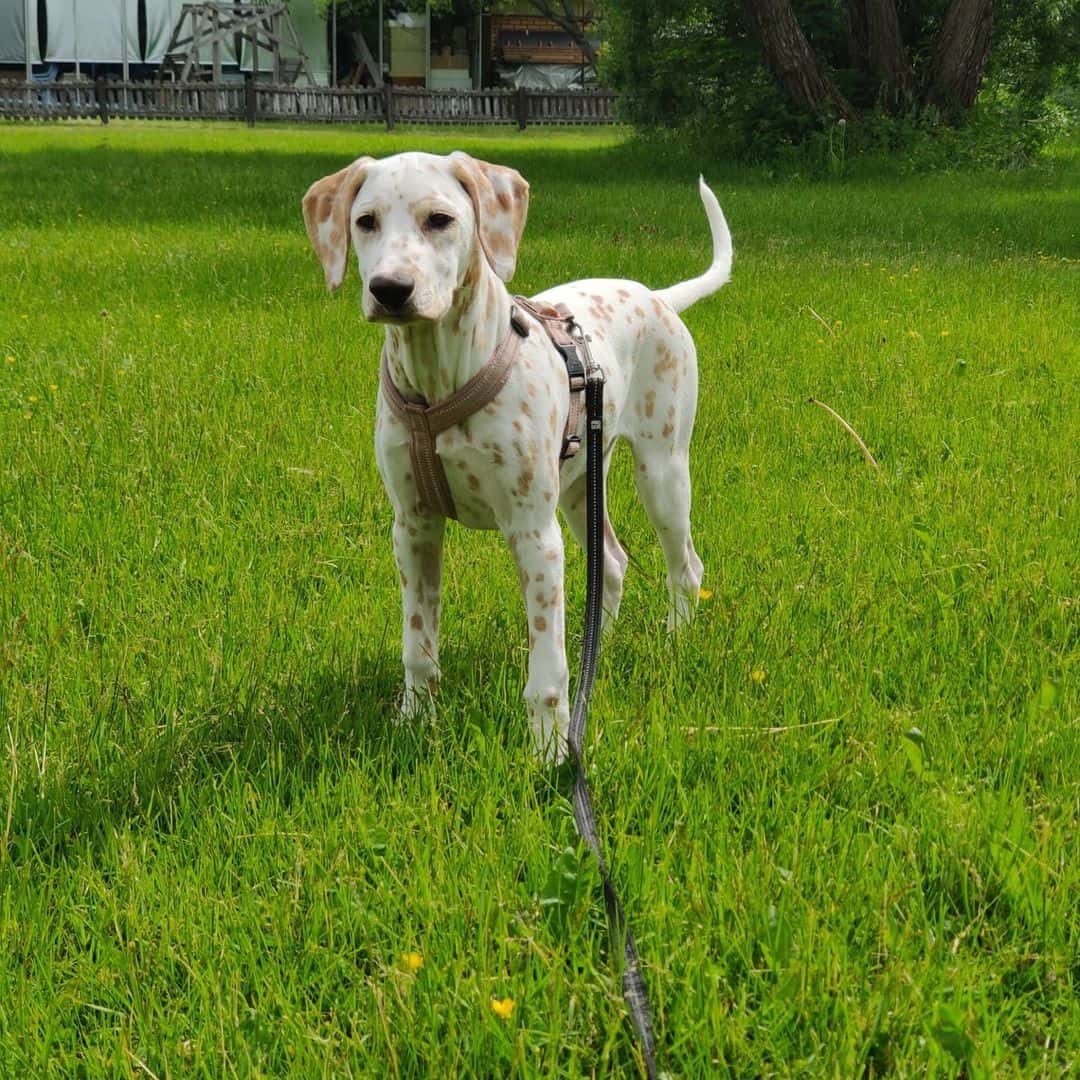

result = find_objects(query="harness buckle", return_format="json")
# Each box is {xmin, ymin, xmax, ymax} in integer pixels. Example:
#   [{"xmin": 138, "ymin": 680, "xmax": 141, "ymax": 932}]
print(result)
[{"xmin": 559, "ymin": 342, "xmax": 587, "ymax": 391}]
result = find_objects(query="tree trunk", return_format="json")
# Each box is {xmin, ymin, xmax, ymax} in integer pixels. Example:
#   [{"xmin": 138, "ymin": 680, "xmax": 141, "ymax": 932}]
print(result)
[
  {"xmin": 525, "ymin": 1, "xmax": 598, "ymax": 71},
  {"xmin": 847, "ymin": 0, "xmax": 914, "ymax": 108},
  {"xmin": 745, "ymin": 0, "xmax": 857, "ymax": 120},
  {"xmin": 925, "ymin": 0, "xmax": 995, "ymax": 115},
  {"xmin": 866, "ymin": 0, "xmax": 914, "ymax": 105}
]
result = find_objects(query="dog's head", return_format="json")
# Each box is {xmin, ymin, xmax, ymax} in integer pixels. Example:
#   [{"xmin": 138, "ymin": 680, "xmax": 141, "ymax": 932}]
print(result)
[{"xmin": 302, "ymin": 151, "xmax": 529, "ymax": 324}]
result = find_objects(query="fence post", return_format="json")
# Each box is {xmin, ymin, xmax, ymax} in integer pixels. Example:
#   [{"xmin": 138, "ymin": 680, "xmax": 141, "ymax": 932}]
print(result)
[
  {"xmin": 245, "ymin": 76, "xmax": 256, "ymax": 126},
  {"xmin": 95, "ymin": 76, "xmax": 109, "ymax": 125},
  {"xmin": 517, "ymin": 84, "xmax": 527, "ymax": 131},
  {"xmin": 383, "ymin": 82, "xmax": 394, "ymax": 131}
]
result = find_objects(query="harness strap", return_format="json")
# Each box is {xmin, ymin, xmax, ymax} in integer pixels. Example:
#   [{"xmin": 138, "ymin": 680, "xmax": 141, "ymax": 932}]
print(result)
[
  {"xmin": 380, "ymin": 321, "xmax": 523, "ymax": 519},
  {"xmin": 380, "ymin": 299, "xmax": 589, "ymax": 519},
  {"xmin": 512, "ymin": 296, "xmax": 588, "ymax": 459}
]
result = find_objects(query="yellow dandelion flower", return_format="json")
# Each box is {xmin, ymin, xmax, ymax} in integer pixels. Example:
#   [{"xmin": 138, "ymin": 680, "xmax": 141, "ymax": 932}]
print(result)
[
  {"xmin": 154, "ymin": 314, "xmax": 162, "ymax": 321},
  {"xmin": 28, "ymin": 395, "xmax": 38, "ymax": 403},
  {"xmin": 401, "ymin": 952, "xmax": 424, "ymax": 973},
  {"xmin": 817, "ymin": 337, "xmax": 824, "ymax": 344},
  {"xmin": 750, "ymin": 669, "xmax": 767, "ymax": 684},
  {"xmin": 490, "ymin": 997, "xmax": 515, "ymax": 1020},
  {"xmin": 940, "ymin": 330, "xmax": 950, "ymax": 337},
  {"xmin": 50, "ymin": 384, "xmax": 58, "ymax": 392},
  {"xmin": 698, "ymin": 588, "xmax": 713, "ymax": 601},
  {"xmin": 5, "ymin": 355, "xmax": 14, "ymax": 364},
  {"xmin": 23, "ymin": 411, "xmax": 32, "ymax": 420},
  {"xmin": 834, "ymin": 320, "xmax": 843, "ymax": 327}
]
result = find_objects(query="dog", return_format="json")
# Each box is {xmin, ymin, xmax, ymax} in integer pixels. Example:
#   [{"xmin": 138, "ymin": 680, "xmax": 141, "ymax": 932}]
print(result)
[{"xmin": 302, "ymin": 152, "xmax": 732, "ymax": 762}]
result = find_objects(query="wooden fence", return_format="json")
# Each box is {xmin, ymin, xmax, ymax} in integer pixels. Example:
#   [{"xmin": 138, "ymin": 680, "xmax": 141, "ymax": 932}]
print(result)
[{"xmin": 0, "ymin": 79, "xmax": 617, "ymax": 128}]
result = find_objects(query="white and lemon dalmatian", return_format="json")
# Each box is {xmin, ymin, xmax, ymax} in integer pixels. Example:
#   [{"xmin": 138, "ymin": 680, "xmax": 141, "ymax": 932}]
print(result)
[{"xmin": 302, "ymin": 152, "xmax": 732, "ymax": 762}]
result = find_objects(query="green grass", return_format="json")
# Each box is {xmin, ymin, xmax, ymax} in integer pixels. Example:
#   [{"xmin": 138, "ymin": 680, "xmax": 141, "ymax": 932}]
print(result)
[{"xmin": 1, "ymin": 120, "xmax": 1078, "ymax": 1077}]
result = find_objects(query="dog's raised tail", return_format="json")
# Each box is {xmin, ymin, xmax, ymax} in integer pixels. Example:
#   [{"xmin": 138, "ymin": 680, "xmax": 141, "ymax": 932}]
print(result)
[{"xmin": 655, "ymin": 177, "xmax": 732, "ymax": 314}]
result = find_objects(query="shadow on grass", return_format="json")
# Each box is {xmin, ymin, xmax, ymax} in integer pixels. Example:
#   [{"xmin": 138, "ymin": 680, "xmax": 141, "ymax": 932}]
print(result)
[
  {"xmin": 2, "ymin": 133, "xmax": 1076, "ymax": 260},
  {"xmin": 5, "ymin": 644, "xmax": 423, "ymax": 865}
]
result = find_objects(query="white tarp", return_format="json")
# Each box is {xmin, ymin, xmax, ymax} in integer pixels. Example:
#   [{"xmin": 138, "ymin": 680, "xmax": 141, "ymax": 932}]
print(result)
[
  {"xmin": 0, "ymin": 0, "xmax": 39, "ymax": 63},
  {"xmin": 498, "ymin": 63, "xmax": 594, "ymax": 91},
  {"xmin": 43, "ymin": 0, "xmax": 138, "ymax": 63},
  {"xmin": 143, "ymin": 0, "xmax": 182, "ymax": 63}
]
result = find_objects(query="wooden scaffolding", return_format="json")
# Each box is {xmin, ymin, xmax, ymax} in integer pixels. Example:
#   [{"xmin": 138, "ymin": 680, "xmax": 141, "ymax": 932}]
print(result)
[{"xmin": 161, "ymin": 3, "xmax": 314, "ymax": 84}]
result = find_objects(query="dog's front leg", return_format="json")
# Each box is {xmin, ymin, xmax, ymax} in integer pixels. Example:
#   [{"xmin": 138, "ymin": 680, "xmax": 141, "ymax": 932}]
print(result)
[
  {"xmin": 393, "ymin": 511, "xmax": 445, "ymax": 718},
  {"xmin": 506, "ymin": 517, "xmax": 570, "ymax": 763}
]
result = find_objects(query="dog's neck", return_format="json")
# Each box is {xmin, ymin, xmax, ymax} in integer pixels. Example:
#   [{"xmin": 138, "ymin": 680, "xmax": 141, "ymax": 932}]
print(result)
[{"xmin": 383, "ymin": 255, "xmax": 512, "ymax": 405}]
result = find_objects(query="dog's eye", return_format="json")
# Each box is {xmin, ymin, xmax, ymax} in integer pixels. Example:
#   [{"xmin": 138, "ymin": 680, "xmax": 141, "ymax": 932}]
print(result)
[
  {"xmin": 426, "ymin": 212, "xmax": 454, "ymax": 231},
  {"xmin": 355, "ymin": 213, "xmax": 377, "ymax": 233}
]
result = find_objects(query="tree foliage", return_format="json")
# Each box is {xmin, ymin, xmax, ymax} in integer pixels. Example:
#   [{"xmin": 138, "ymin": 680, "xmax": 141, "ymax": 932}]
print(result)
[{"xmin": 602, "ymin": 0, "xmax": 1078, "ymax": 158}]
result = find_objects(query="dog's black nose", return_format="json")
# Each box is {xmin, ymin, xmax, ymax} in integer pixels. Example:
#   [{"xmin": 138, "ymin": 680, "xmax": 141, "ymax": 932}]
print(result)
[{"xmin": 369, "ymin": 274, "xmax": 415, "ymax": 311}]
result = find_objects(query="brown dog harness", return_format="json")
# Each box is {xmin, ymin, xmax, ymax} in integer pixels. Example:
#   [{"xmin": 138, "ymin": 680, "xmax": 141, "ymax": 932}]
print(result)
[{"xmin": 379, "ymin": 296, "xmax": 591, "ymax": 519}]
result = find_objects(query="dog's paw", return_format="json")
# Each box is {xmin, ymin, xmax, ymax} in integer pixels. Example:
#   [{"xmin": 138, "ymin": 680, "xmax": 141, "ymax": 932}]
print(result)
[
  {"xmin": 529, "ymin": 713, "xmax": 569, "ymax": 766},
  {"xmin": 397, "ymin": 684, "xmax": 437, "ymax": 726}
]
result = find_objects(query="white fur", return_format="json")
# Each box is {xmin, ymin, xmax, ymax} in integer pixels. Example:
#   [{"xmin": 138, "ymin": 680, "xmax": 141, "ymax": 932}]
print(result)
[{"xmin": 304, "ymin": 152, "xmax": 732, "ymax": 762}]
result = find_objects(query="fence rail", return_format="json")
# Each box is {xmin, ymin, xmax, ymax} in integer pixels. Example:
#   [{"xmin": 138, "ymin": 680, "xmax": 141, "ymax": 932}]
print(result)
[{"xmin": 0, "ymin": 79, "xmax": 617, "ymax": 127}]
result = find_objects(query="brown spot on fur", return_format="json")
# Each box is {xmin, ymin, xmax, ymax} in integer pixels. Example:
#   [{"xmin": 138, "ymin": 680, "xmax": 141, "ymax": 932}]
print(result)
[
  {"xmin": 654, "ymin": 347, "xmax": 678, "ymax": 378},
  {"xmin": 410, "ymin": 613, "xmax": 423, "ymax": 630},
  {"xmin": 662, "ymin": 422, "xmax": 674, "ymax": 438},
  {"xmin": 468, "ymin": 474, "xmax": 480, "ymax": 490},
  {"xmin": 644, "ymin": 391, "xmax": 656, "ymax": 418},
  {"xmin": 534, "ymin": 616, "xmax": 547, "ymax": 632}
]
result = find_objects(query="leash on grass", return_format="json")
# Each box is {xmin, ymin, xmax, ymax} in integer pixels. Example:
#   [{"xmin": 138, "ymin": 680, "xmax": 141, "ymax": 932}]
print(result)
[{"xmin": 570, "ymin": 339, "xmax": 660, "ymax": 1080}]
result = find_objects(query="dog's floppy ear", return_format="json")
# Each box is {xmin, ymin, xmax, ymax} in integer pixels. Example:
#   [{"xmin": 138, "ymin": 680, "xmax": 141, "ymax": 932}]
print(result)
[
  {"xmin": 449, "ymin": 152, "xmax": 529, "ymax": 283},
  {"xmin": 302, "ymin": 156, "xmax": 375, "ymax": 292}
]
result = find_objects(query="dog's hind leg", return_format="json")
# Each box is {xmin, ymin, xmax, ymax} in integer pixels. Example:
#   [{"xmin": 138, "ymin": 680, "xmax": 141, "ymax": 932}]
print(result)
[
  {"xmin": 630, "ymin": 446, "xmax": 703, "ymax": 631},
  {"xmin": 558, "ymin": 471, "xmax": 628, "ymax": 632}
]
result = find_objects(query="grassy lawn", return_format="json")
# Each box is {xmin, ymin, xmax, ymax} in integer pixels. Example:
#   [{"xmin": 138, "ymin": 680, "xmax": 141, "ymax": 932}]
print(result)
[{"xmin": 1, "ymin": 120, "xmax": 1077, "ymax": 1077}]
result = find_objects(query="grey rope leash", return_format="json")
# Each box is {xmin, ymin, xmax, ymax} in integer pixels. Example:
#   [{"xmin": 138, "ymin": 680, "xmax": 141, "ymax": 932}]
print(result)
[{"xmin": 568, "ymin": 360, "xmax": 660, "ymax": 1080}]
